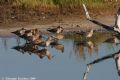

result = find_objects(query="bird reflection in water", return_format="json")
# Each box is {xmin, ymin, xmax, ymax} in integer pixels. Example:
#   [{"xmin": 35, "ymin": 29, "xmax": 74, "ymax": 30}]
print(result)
[
  {"xmin": 75, "ymin": 29, "xmax": 94, "ymax": 39},
  {"xmin": 50, "ymin": 40, "xmax": 64, "ymax": 53},
  {"xmin": 34, "ymin": 48, "xmax": 53, "ymax": 60},
  {"xmin": 73, "ymin": 40, "xmax": 95, "ymax": 60},
  {"xmin": 12, "ymin": 43, "xmax": 53, "ymax": 60},
  {"xmin": 13, "ymin": 43, "xmax": 37, "ymax": 54},
  {"xmin": 83, "ymin": 50, "xmax": 120, "ymax": 80},
  {"xmin": 11, "ymin": 26, "xmax": 65, "ymax": 60},
  {"xmin": 12, "ymin": 34, "xmax": 65, "ymax": 60},
  {"xmin": 71, "ymin": 31, "xmax": 115, "ymax": 60}
]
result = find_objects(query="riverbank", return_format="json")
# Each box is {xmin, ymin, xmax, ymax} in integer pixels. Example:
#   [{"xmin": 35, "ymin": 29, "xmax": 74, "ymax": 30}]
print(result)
[
  {"xmin": 0, "ymin": 1, "xmax": 119, "ymax": 23},
  {"xmin": 0, "ymin": 15, "xmax": 115, "ymax": 33},
  {"xmin": 0, "ymin": 1, "xmax": 119, "ymax": 32}
]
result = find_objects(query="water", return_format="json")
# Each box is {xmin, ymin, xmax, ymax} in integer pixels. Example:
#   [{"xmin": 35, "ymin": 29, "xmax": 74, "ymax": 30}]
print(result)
[{"xmin": 0, "ymin": 31, "xmax": 120, "ymax": 80}]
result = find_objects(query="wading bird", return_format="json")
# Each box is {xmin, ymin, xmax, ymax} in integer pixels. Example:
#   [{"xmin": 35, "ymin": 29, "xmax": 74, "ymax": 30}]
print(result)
[
  {"xmin": 11, "ymin": 28, "xmax": 26, "ymax": 37},
  {"xmin": 76, "ymin": 29, "xmax": 94, "ymax": 38},
  {"xmin": 104, "ymin": 36, "xmax": 120, "ymax": 45},
  {"xmin": 47, "ymin": 26, "xmax": 64, "ymax": 34}
]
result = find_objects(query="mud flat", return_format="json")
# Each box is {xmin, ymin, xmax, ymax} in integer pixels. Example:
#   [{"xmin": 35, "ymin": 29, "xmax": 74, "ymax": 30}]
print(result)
[{"xmin": 0, "ymin": 15, "xmax": 115, "ymax": 33}]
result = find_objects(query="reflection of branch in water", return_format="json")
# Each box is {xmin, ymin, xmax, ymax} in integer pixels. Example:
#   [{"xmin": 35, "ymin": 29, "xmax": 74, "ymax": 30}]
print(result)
[
  {"xmin": 83, "ymin": 64, "xmax": 92, "ymax": 80},
  {"xmin": 83, "ymin": 50, "xmax": 120, "ymax": 80}
]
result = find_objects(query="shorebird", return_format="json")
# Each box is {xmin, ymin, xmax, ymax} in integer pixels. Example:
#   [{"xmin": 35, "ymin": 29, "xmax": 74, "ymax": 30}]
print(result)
[
  {"xmin": 47, "ymin": 26, "xmax": 64, "ymax": 34},
  {"xmin": 86, "ymin": 29, "xmax": 94, "ymax": 38},
  {"xmin": 82, "ymin": 4, "xmax": 120, "ymax": 33},
  {"xmin": 76, "ymin": 29, "xmax": 94, "ymax": 38},
  {"xmin": 30, "ymin": 37, "xmax": 43, "ymax": 45},
  {"xmin": 27, "ymin": 29, "xmax": 42, "ymax": 42},
  {"xmin": 104, "ymin": 36, "xmax": 120, "ymax": 44},
  {"xmin": 12, "ymin": 28, "xmax": 26, "ymax": 36},
  {"xmin": 13, "ymin": 28, "xmax": 42, "ymax": 43},
  {"xmin": 12, "ymin": 28, "xmax": 33, "ymax": 40},
  {"xmin": 38, "ymin": 36, "xmax": 53, "ymax": 47}
]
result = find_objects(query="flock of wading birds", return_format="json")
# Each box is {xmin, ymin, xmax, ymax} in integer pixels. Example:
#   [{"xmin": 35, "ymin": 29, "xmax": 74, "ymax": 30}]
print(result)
[
  {"xmin": 11, "ymin": 4, "xmax": 120, "ymax": 78},
  {"xmin": 12, "ymin": 26, "xmax": 64, "ymax": 60}
]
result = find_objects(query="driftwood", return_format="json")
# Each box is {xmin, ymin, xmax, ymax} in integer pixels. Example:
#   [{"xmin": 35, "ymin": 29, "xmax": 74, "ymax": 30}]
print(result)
[{"xmin": 82, "ymin": 4, "xmax": 120, "ymax": 33}]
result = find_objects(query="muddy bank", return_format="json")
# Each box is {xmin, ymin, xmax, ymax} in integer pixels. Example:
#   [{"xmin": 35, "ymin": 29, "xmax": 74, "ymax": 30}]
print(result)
[
  {"xmin": 0, "ymin": 1, "xmax": 119, "ymax": 32},
  {"xmin": 0, "ymin": 15, "xmax": 115, "ymax": 33}
]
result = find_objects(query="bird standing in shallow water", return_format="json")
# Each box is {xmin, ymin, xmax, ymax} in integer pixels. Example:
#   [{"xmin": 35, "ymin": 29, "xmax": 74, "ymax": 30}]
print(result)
[
  {"xmin": 47, "ymin": 26, "xmax": 64, "ymax": 34},
  {"xmin": 11, "ymin": 28, "xmax": 26, "ymax": 37},
  {"xmin": 27, "ymin": 28, "xmax": 42, "ymax": 42},
  {"xmin": 104, "ymin": 36, "xmax": 120, "ymax": 45},
  {"xmin": 86, "ymin": 29, "xmax": 94, "ymax": 38},
  {"xmin": 76, "ymin": 29, "xmax": 94, "ymax": 38}
]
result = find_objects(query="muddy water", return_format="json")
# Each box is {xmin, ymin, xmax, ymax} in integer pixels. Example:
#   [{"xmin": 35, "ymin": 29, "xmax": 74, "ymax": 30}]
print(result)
[{"xmin": 0, "ymin": 30, "xmax": 120, "ymax": 80}]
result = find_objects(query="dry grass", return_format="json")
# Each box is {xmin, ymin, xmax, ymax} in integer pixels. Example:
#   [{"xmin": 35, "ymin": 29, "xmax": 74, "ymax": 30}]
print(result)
[{"xmin": 0, "ymin": 0, "xmax": 120, "ymax": 23}]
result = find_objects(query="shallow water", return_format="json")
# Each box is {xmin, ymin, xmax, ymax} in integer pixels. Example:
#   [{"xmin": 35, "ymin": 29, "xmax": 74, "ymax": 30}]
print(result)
[{"xmin": 0, "ymin": 31, "xmax": 120, "ymax": 80}]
